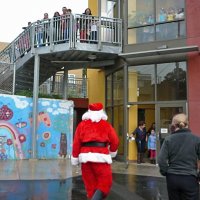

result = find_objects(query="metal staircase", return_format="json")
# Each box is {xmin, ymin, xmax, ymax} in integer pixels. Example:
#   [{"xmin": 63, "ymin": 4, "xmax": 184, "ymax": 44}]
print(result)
[{"xmin": 0, "ymin": 14, "xmax": 122, "ymax": 95}]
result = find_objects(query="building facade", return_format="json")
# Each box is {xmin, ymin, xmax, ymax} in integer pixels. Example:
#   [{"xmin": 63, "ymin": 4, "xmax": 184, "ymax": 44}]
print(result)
[
  {"xmin": 1, "ymin": 0, "xmax": 200, "ymax": 162},
  {"xmin": 88, "ymin": 0, "xmax": 200, "ymax": 161}
]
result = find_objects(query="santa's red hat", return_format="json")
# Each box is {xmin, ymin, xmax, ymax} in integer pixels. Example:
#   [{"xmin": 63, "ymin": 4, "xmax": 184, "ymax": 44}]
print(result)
[
  {"xmin": 88, "ymin": 103, "xmax": 103, "ymax": 111},
  {"xmin": 82, "ymin": 102, "xmax": 108, "ymax": 122}
]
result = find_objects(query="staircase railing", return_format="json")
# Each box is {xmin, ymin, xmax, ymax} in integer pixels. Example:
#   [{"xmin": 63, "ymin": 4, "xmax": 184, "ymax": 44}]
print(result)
[
  {"xmin": 39, "ymin": 75, "xmax": 88, "ymax": 98},
  {"xmin": 0, "ymin": 14, "xmax": 122, "ymax": 95},
  {"xmin": 0, "ymin": 14, "xmax": 122, "ymax": 63}
]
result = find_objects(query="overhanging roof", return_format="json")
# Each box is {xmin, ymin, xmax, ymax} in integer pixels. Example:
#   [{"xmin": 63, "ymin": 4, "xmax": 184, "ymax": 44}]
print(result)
[{"xmin": 119, "ymin": 45, "xmax": 199, "ymax": 59}]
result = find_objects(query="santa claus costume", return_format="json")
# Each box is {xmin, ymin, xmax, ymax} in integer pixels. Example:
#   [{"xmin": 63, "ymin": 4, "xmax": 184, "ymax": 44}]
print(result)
[{"xmin": 71, "ymin": 103, "xmax": 119, "ymax": 200}]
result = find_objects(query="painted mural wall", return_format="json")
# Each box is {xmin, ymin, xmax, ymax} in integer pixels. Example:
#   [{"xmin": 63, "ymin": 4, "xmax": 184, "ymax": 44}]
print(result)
[{"xmin": 0, "ymin": 94, "xmax": 74, "ymax": 160}]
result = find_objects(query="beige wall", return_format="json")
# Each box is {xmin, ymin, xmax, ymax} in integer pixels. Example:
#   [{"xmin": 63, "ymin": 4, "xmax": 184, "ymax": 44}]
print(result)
[
  {"xmin": 87, "ymin": 69, "xmax": 105, "ymax": 106},
  {"xmin": 69, "ymin": 69, "xmax": 82, "ymax": 78},
  {"xmin": 0, "ymin": 42, "xmax": 8, "ymax": 51},
  {"xmin": 128, "ymin": 105, "xmax": 138, "ymax": 160},
  {"xmin": 88, "ymin": 0, "xmax": 98, "ymax": 16}
]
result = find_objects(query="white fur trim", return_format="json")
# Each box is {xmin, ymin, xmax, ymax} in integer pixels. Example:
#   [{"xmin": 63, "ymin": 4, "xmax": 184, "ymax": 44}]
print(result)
[
  {"xmin": 71, "ymin": 156, "xmax": 79, "ymax": 165},
  {"xmin": 79, "ymin": 152, "xmax": 112, "ymax": 164},
  {"xmin": 110, "ymin": 150, "xmax": 118, "ymax": 158},
  {"xmin": 82, "ymin": 109, "xmax": 108, "ymax": 122}
]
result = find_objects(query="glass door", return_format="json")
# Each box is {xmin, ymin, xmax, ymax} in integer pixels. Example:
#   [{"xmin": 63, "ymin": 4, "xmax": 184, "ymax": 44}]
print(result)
[{"xmin": 156, "ymin": 102, "xmax": 187, "ymax": 160}]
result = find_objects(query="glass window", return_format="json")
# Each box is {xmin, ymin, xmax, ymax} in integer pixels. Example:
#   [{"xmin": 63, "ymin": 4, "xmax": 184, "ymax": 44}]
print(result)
[
  {"xmin": 127, "ymin": 0, "xmax": 185, "ymax": 44},
  {"xmin": 128, "ymin": 0, "xmax": 154, "ymax": 27},
  {"xmin": 156, "ymin": 22, "xmax": 178, "ymax": 41},
  {"xmin": 106, "ymin": 107, "xmax": 112, "ymax": 124},
  {"xmin": 128, "ymin": 28, "xmax": 143, "ymax": 44},
  {"xmin": 101, "ymin": 0, "xmax": 119, "ymax": 18},
  {"xmin": 156, "ymin": 0, "xmax": 185, "ymax": 23},
  {"xmin": 157, "ymin": 62, "xmax": 187, "ymax": 101},
  {"xmin": 68, "ymin": 74, "xmax": 75, "ymax": 84},
  {"xmin": 113, "ymin": 69, "xmax": 124, "ymax": 105},
  {"xmin": 128, "ymin": 65, "xmax": 155, "ymax": 102},
  {"xmin": 106, "ymin": 75, "xmax": 112, "ymax": 106},
  {"xmin": 113, "ymin": 106, "xmax": 124, "ymax": 155},
  {"xmin": 128, "ymin": 26, "xmax": 154, "ymax": 44},
  {"xmin": 179, "ymin": 21, "xmax": 186, "ymax": 38}
]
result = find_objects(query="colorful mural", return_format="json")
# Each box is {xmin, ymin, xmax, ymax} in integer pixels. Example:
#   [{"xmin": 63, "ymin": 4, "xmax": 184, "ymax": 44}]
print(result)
[{"xmin": 0, "ymin": 94, "xmax": 74, "ymax": 160}]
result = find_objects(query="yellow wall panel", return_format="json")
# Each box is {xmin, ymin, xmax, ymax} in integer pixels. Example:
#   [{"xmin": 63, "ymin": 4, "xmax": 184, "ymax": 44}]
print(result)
[
  {"xmin": 88, "ymin": 0, "xmax": 98, "ymax": 16},
  {"xmin": 87, "ymin": 69, "xmax": 105, "ymax": 105},
  {"xmin": 128, "ymin": 105, "xmax": 138, "ymax": 160}
]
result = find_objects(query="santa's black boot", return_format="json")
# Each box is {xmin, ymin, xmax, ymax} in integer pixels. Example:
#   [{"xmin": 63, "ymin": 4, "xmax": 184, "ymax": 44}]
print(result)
[{"xmin": 91, "ymin": 189, "xmax": 103, "ymax": 200}]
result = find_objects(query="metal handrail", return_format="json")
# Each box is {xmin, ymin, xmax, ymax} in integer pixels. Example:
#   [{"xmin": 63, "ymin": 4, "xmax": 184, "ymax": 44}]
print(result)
[
  {"xmin": 0, "ymin": 14, "xmax": 122, "ymax": 95},
  {"xmin": 39, "ymin": 76, "xmax": 88, "ymax": 98},
  {"xmin": 0, "ymin": 14, "xmax": 122, "ymax": 63}
]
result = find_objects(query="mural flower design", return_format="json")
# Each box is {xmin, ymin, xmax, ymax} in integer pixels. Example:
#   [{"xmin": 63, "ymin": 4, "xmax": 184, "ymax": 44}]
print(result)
[
  {"xmin": 0, "ymin": 105, "xmax": 13, "ymax": 120},
  {"xmin": 7, "ymin": 139, "xmax": 13, "ymax": 146},
  {"xmin": 40, "ymin": 142, "xmax": 45, "ymax": 147},
  {"xmin": 18, "ymin": 134, "xmax": 26, "ymax": 143},
  {"xmin": 51, "ymin": 144, "xmax": 56, "ymax": 149},
  {"xmin": 42, "ymin": 132, "xmax": 51, "ymax": 140}
]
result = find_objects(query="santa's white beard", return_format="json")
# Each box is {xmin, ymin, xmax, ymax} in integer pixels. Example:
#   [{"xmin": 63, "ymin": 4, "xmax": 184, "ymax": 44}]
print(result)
[{"xmin": 82, "ymin": 109, "xmax": 108, "ymax": 122}]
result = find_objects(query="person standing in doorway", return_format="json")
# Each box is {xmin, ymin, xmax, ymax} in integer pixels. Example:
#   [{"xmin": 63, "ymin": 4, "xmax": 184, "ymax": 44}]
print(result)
[
  {"xmin": 131, "ymin": 121, "xmax": 147, "ymax": 164},
  {"xmin": 71, "ymin": 102, "xmax": 119, "ymax": 200},
  {"xmin": 147, "ymin": 129, "xmax": 156, "ymax": 164},
  {"xmin": 80, "ymin": 8, "xmax": 92, "ymax": 43},
  {"xmin": 147, "ymin": 122, "xmax": 155, "ymax": 158},
  {"xmin": 158, "ymin": 113, "xmax": 200, "ymax": 200}
]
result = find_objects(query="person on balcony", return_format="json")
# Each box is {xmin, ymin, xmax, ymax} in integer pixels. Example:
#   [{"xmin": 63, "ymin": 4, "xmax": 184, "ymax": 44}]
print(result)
[
  {"xmin": 35, "ymin": 20, "xmax": 43, "ymax": 47},
  {"xmin": 43, "ymin": 13, "xmax": 50, "ymax": 46},
  {"xmin": 90, "ymin": 17, "xmax": 98, "ymax": 44},
  {"xmin": 53, "ymin": 11, "xmax": 61, "ymax": 44},
  {"xmin": 71, "ymin": 102, "xmax": 119, "ymax": 200},
  {"xmin": 61, "ymin": 6, "xmax": 70, "ymax": 42},
  {"xmin": 80, "ymin": 8, "xmax": 92, "ymax": 43},
  {"xmin": 22, "ymin": 22, "xmax": 31, "ymax": 52}
]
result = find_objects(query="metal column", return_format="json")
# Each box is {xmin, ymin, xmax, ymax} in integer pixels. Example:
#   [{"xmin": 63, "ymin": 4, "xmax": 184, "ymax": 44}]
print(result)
[
  {"xmin": 12, "ymin": 63, "xmax": 16, "ymax": 95},
  {"xmin": 123, "ymin": 63, "xmax": 129, "ymax": 166},
  {"xmin": 32, "ymin": 54, "xmax": 40, "ymax": 159},
  {"xmin": 63, "ymin": 67, "xmax": 68, "ymax": 99},
  {"xmin": 98, "ymin": 0, "xmax": 101, "ymax": 16}
]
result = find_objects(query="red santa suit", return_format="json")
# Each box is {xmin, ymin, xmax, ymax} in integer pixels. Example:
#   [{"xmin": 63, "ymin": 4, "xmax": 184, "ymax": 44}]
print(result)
[{"xmin": 71, "ymin": 103, "xmax": 119, "ymax": 199}]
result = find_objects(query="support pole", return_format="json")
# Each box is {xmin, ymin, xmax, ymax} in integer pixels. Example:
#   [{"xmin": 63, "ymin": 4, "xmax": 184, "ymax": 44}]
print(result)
[
  {"xmin": 12, "ymin": 63, "xmax": 16, "ymax": 95},
  {"xmin": 97, "ymin": 0, "xmax": 102, "ymax": 50},
  {"xmin": 63, "ymin": 67, "xmax": 68, "ymax": 99},
  {"xmin": 123, "ymin": 63, "xmax": 129, "ymax": 168},
  {"xmin": 32, "ymin": 54, "xmax": 40, "ymax": 159}
]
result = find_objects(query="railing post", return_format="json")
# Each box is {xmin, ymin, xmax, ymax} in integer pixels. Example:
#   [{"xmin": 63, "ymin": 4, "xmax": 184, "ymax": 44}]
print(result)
[
  {"xmin": 63, "ymin": 67, "xmax": 68, "ymax": 99},
  {"xmin": 49, "ymin": 18, "xmax": 54, "ymax": 52},
  {"xmin": 119, "ymin": 19, "xmax": 123, "ymax": 52},
  {"xmin": 31, "ymin": 23, "xmax": 36, "ymax": 54},
  {"xmin": 51, "ymin": 73, "xmax": 56, "ymax": 93},
  {"xmin": 12, "ymin": 63, "xmax": 16, "ymax": 95},
  {"xmin": 11, "ymin": 42, "xmax": 15, "ymax": 63},
  {"xmin": 98, "ymin": 16, "xmax": 102, "ymax": 51},
  {"xmin": 69, "ymin": 14, "xmax": 73, "ymax": 48}
]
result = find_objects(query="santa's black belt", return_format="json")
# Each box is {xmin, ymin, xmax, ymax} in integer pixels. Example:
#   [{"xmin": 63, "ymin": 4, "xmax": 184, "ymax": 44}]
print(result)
[{"xmin": 82, "ymin": 142, "xmax": 107, "ymax": 147}]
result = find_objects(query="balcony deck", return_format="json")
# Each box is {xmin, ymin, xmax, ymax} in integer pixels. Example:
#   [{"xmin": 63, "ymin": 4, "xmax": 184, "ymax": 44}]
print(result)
[{"xmin": 0, "ymin": 14, "xmax": 122, "ymax": 93}]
